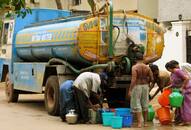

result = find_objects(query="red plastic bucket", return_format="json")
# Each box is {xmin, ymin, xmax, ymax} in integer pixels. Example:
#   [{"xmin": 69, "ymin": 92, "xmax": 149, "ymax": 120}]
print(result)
[
  {"xmin": 157, "ymin": 107, "xmax": 171, "ymax": 125},
  {"xmin": 158, "ymin": 89, "xmax": 172, "ymax": 106}
]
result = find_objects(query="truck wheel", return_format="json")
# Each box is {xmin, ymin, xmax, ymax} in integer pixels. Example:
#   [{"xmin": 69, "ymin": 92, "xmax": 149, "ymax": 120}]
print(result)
[
  {"xmin": 45, "ymin": 76, "xmax": 60, "ymax": 116},
  {"xmin": 5, "ymin": 73, "xmax": 19, "ymax": 103}
]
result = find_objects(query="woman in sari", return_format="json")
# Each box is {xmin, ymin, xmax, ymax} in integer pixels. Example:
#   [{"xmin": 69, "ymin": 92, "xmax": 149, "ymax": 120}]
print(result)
[{"xmin": 165, "ymin": 60, "xmax": 191, "ymax": 125}]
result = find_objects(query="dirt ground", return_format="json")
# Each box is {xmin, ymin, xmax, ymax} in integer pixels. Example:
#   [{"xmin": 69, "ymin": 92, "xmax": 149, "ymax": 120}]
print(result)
[{"xmin": 0, "ymin": 83, "xmax": 190, "ymax": 130}]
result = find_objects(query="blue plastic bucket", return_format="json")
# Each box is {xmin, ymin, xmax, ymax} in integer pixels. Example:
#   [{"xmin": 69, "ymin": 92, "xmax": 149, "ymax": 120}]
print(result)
[
  {"xmin": 111, "ymin": 116, "xmax": 123, "ymax": 129},
  {"xmin": 102, "ymin": 112, "xmax": 115, "ymax": 126},
  {"xmin": 97, "ymin": 108, "xmax": 110, "ymax": 124},
  {"xmin": 115, "ymin": 108, "xmax": 131, "ymax": 116},
  {"xmin": 123, "ymin": 114, "xmax": 133, "ymax": 127}
]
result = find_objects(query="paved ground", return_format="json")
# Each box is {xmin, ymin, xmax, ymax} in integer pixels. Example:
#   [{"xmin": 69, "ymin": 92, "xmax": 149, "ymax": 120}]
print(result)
[{"xmin": 0, "ymin": 83, "xmax": 190, "ymax": 130}]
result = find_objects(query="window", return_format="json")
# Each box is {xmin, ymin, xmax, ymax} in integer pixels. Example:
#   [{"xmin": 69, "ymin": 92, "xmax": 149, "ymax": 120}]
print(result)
[
  {"xmin": 1, "ymin": 23, "xmax": 9, "ymax": 45},
  {"xmin": 73, "ymin": 0, "xmax": 81, "ymax": 5}
]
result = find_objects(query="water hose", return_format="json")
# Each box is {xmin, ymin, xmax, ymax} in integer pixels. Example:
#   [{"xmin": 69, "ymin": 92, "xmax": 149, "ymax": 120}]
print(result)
[{"xmin": 48, "ymin": 58, "xmax": 114, "ymax": 74}]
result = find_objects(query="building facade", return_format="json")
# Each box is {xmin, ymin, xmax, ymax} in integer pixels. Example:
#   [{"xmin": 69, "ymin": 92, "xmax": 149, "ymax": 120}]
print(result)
[
  {"xmin": 25, "ymin": 0, "xmax": 70, "ymax": 10},
  {"xmin": 25, "ymin": 0, "xmax": 153, "ymax": 17},
  {"xmin": 158, "ymin": 0, "xmax": 191, "ymax": 22},
  {"xmin": 155, "ymin": 0, "xmax": 191, "ymax": 70}
]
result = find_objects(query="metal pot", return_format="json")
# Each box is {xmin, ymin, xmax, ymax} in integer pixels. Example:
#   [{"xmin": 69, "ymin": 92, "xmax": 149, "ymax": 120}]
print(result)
[{"xmin": 65, "ymin": 109, "xmax": 78, "ymax": 124}]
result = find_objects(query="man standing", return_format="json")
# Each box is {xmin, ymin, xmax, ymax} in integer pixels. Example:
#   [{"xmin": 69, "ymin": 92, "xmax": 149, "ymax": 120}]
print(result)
[{"xmin": 127, "ymin": 52, "xmax": 153, "ymax": 128}]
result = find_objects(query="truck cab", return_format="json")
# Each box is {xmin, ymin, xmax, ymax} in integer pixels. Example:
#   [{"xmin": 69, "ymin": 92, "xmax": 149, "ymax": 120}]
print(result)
[{"xmin": 0, "ymin": 18, "xmax": 15, "ymax": 84}]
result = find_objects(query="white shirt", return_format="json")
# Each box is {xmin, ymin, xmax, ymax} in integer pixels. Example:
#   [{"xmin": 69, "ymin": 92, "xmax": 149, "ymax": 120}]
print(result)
[{"xmin": 73, "ymin": 72, "xmax": 101, "ymax": 98}]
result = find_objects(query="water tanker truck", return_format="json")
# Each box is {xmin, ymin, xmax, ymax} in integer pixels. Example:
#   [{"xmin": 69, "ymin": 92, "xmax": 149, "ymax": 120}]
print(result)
[{"xmin": 0, "ymin": 2, "xmax": 164, "ymax": 115}]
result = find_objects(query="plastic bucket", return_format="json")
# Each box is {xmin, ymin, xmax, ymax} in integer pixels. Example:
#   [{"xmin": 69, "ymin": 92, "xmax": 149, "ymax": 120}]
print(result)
[
  {"xmin": 102, "ymin": 112, "xmax": 115, "ymax": 126},
  {"xmin": 88, "ymin": 109, "xmax": 97, "ymax": 124},
  {"xmin": 147, "ymin": 105, "xmax": 155, "ymax": 121},
  {"xmin": 158, "ymin": 89, "xmax": 172, "ymax": 106},
  {"xmin": 169, "ymin": 89, "xmax": 184, "ymax": 108},
  {"xmin": 111, "ymin": 116, "xmax": 123, "ymax": 129},
  {"xmin": 97, "ymin": 108, "xmax": 110, "ymax": 124},
  {"xmin": 157, "ymin": 107, "xmax": 171, "ymax": 125},
  {"xmin": 122, "ymin": 114, "xmax": 133, "ymax": 127},
  {"xmin": 115, "ymin": 108, "xmax": 131, "ymax": 116}
]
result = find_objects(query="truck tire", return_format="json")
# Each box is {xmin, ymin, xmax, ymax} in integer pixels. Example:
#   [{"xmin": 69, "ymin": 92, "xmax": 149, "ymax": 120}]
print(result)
[
  {"xmin": 45, "ymin": 76, "xmax": 60, "ymax": 116},
  {"xmin": 5, "ymin": 73, "xmax": 19, "ymax": 103}
]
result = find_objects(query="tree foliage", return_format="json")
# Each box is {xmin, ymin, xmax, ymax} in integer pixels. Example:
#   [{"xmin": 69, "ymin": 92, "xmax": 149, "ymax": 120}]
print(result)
[
  {"xmin": 0, "ymin": 0, "xmax": 31, "ymax": 18},
  {"xmin": 0, "ymin": 0, "xmax": 10, "ymax": 8}
]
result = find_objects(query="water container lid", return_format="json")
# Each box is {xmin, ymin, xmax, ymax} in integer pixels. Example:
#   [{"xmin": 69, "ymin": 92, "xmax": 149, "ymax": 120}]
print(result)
[
  {"xmin": 69, "ymin": 109, "xmax": 75, "ymax": 114},
  {"xmin": 149, "ymin": 104, "xmax": 152, "ymax": 107},
  {"xmin": 173, "ymin": 88, "xmax": 180, "ymax": 92}
]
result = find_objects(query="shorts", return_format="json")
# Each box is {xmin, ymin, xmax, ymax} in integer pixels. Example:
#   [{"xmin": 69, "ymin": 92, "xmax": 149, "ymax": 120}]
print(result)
[{"xmin": 130, "ymin": 84, "xmax": 149, "ymax": 112}]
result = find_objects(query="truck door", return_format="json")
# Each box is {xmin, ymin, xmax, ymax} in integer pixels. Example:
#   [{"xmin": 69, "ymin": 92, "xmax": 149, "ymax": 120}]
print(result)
[{"xmin": 0, "ymin": 20, "xmax": 14, "ymax": 59}]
